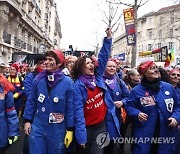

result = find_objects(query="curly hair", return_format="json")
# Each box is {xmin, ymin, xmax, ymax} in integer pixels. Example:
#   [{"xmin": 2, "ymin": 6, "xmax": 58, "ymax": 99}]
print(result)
[{"xmin": 72, "ymin": 55, "xmax": 92, "ymax": 80}]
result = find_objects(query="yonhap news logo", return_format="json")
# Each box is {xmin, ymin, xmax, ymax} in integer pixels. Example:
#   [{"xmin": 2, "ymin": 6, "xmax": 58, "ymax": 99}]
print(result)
[
  {"xmin": 96, "ymin": 132, "xmax": 175, "ymax": 148},
  {"xmin": 96, "ymin": 132, "xmax": 110, "ymax": 148}
]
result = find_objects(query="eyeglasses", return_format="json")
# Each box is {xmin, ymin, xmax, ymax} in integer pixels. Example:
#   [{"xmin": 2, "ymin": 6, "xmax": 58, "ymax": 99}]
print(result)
[
  {"xmin": 171, "ymin": 73, "xmax": 180, "ymax": 77},
  {"xmin": 149, "ymin": 66, "xmax": 158, "ymax": 70},
  {"xmin": 38, "ymin": 61, "xmax": 45, "ymax": 64}
]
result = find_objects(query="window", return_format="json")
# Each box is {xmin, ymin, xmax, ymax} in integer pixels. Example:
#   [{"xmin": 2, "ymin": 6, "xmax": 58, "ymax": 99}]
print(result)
[
  {"xmin": 160, "ymin": 17, "xmax": 164, "ymax": 26},
  {"xmin": 159, "ymin": 30, "xmax": 162, "ymax": 38},
  {"xmin": 169, "ymin": 42, "xmax": 174, "ymax": 50},
  {"xmin": 35, "ymin": 16, "xmax": 37, "ymax": 24},
  {"xmin": 148, "ymin": 30, "xmax": 152, "ymax": 39},
  {"xmin": 169, "ymin": 29, "xmax": 173, "ymax": 37},
  {"xmin": 148, "ymin": 44, "xmax": 152, "ymax": 50},
  {"xmin": 149, "ymin": 17, "xmax": 152, "ymax": 26},
  {"xmin": 171, "ymin": 12, "xmax": 174, "ymax": 24}
]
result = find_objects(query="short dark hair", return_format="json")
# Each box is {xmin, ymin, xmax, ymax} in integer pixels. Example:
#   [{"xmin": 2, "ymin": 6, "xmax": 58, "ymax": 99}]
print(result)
[
  {"xmin": 45, "ymin": 50, "xmax": 64, "ymax": 69},
  {"xmin": 34, "ymin": 54, "xmax": 46, "ymax": 65}
]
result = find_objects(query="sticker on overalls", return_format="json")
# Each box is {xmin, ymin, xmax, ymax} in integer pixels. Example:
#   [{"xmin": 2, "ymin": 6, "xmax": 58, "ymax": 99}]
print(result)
[
  {"xmin": 49, "ymin": 113, "xmax": 64, "ymax": 123},
  {"xmin": 41, "ymin": 107, "xmax": 45, "ymax": 112},
  {"xmin": 48, "ymin": 75, "xmax": 54, "ymax": 81},
  {"xmin": 164, "ymin": 98, "xmax": 174, "ymax": 112},
  {"xmin": 140, "ymin": 96, "xmax": 156, "ymax": 107},
  {"xmin": 165, "ymin": 91, "xmax": 170, "ymax": 96},
  {"xmin": 38, "ymin": 94, "xmax": 45, "ymax": 103}
]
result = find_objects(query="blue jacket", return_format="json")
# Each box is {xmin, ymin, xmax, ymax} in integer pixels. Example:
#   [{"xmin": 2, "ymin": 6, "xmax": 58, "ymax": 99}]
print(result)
[
  {"xmin": 0, "ymin": 86, "xmax": 19, "ymax": 148},
  {"xmin": 125, "ymin": 81, "xmax": 180, "ymax": 154},
  {"xmin": 103, "ymin": 77, "xmax": 129, "ymax": 138},
  {"xmin": 74, "ymin": 38, "xmax": 121, "ymax": 144},
  {"xmin": 175, "ymin": 85, "xmax": 180, "ymax": 103},
  {"xmin": 23, "ymin": 73, "xmax": 74, "ymax": 152},
  {"xmin": 23, "ymin": 71, "xmax": 37, "ymax": 97}
]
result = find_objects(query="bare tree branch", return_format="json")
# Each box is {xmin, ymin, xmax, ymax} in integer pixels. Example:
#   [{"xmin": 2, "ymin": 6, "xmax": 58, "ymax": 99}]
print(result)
[
  {"xmin": 111, "ymin": 13, "xmax": 122, "ymax": 29},
  {"xmin": 103, "ymin": 11, "xmax": 109, "ymax": 21},
  {"xmin": 138, "ymin": 0, "xmax": 150, "ymax": 8},
  {"xmin": 106, "ymin": 0, "xmax": 133, "ymax": 7},
  {"xmin": 112, "ymin": 21, "xmax": 121, "ymax": 33},
  {"xmin": 111, "ymin": 6, "xmax": 119, "ymax": 20},
  {"xmin": 102, "ymin": 19, "xmax": 108, "ymax": 25}
]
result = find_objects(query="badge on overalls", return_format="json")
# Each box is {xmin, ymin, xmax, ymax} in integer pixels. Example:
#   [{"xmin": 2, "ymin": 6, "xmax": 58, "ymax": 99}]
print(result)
[
  {"xmin": 38, "ymin": 94, "xmax": 45, "ymax": 103},
  {"xmin": 41, "ymin": 107, "xmax": 46, "ymax": 112},
  {"xmin": 53, "ymin": 97, "xmax": 59, "ymax": 103},
  {"xmin": 164, "ymin": 98, "xmax": 174, "ymax": 112},
  {"xmin": 49, "ymin": 113, "xmax": 64, "ymax": 123},
  {"xmin": 165, "ymin": 91, "xmax": 170, "ymax": 95},
  {"xmin": 0, "ymin": 93, "xmax": 5, "ymax": 100},
  {"xmin": 48, "ymin": 74, "xmax": 54, "ymax": 81}
]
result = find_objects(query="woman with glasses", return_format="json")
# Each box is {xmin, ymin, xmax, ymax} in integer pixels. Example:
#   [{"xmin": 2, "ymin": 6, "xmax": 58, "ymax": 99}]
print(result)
[
  {"xmin": 169, "ymin": 69, "xmax": 180, "ymax": 154},
  {"xmin": 125, "ymin": 61, "xmax": 180, "ymax": 154}
]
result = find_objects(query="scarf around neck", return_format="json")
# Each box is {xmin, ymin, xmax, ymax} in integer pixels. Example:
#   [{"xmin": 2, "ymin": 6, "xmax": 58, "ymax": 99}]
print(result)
[
  {"xmin": 0, "ymin": 75, "xmax": 15, "ymax": 94},
  {"xmin": 79, "ymin": 75, "xmax": 96, "ymax": 89},
  {"xmin": 141, "ymin": 76, "xmax": 161, "ymax": 93},
  {"xmin": 103, "ymin": 75, "xmax": 117, "ymax": 90},
  {"xmin": 46, "ymin": 69, "xmax": 63, "ymax": 88}
]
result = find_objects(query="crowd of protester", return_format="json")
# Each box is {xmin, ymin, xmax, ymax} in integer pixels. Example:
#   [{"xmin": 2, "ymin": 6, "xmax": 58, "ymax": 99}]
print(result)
[{"xmin": 0, "ymin": 28, "xmax": 180, "ymax": 154}]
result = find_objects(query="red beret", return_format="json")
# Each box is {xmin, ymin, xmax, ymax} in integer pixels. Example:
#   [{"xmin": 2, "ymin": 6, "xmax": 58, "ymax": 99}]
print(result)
[
  {"xmin": 138, "ymin": 61, "xmax": 155, "ymax": 75},
  {"xmin": 53, "ymin": 50, "xmax": 65, "ymax": 65},
  {"xmin": 169, "ymin": 69, "xmax": 180, "ymax": 76},
  {"xmin": 11, "ymin": 63, "xmax": 19, "ymax": 71}
]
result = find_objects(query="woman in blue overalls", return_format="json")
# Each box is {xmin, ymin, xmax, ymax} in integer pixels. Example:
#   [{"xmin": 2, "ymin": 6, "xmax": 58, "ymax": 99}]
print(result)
[
  {"xmin": 23, "ymin": 50, "xmax": 74, "ymax": 154},
  {"xmin": 168, "ymin": 68, "xmax": 180, "ymax": 154},
  {"xmin": 103, "ymin": 59, "xmax": 129, "ymax": 154},
  {"xmin": 125, "ymin": 61, "xmax": 180, "ymax": 154},
  {"xmin": 73, "ymin": 28, "xmax": 121, "ymax": 154},
  {"xmin": 0, "ymin": 65, "xmax": 19, "ymax": 154}
]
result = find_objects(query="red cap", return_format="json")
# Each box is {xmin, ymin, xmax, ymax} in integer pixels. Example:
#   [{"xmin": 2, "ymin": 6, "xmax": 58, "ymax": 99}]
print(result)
[
  {"xmin": 53, "ymin": 50, "xmax": 65, "ymax": 65},
  {"xmin": 138, "ymin": 61, "xmax": 155, "ymax": 75},
  {"xmin": 169, "ymin": 69, "xmax": 180, "ymax": 75},
  {"xmin": 11, "ymin": 63, "xmax": 19, "ymax": 71}
]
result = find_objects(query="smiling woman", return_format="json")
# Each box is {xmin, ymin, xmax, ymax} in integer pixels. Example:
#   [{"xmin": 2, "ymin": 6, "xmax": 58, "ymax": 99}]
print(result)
[{"xmin": 124, "ymin": 60, "xmax": 180, "ymax": 154}]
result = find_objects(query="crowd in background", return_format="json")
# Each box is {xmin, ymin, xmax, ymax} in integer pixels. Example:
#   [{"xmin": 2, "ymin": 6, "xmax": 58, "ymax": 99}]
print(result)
[{"xmin": 0, "ymin": 28, "xmax": 180, "ymax": 154}]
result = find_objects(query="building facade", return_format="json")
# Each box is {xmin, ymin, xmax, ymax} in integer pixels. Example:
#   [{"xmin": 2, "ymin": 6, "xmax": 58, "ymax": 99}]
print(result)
[
  {"xmin": 113, "ymin": 4, "xmax": 180, "ymax": 65},
  {"xmin": 0, "ymin": 0, "xmax": 62, "ymax": 64}
]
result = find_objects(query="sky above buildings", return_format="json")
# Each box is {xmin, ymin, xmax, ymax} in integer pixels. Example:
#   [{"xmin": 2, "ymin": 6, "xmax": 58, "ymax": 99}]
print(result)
[{"xmin": 55, "ymin": 0, "xmax": 177, "ymax": 51}]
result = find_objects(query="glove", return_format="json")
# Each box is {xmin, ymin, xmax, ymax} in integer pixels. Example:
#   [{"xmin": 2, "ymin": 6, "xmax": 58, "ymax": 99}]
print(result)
[
  {"xmin": 64, "ymin": 131, "xmax": 73, "ymax": 148},
  {"xmin": 13, "ymin": 92, "xmax": 19, "ymax": 99},
  {"xmin": 8, "ymin": 136, "xmax": 19, "ymax": 144}
]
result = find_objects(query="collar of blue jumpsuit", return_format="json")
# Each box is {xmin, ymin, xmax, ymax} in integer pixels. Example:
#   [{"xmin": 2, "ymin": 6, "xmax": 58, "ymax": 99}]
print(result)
[
  {"xmin": 45, "ymin": 69, "xmax": 64, "ymax": 87},
  {"xmin": 103, "ymin": 74, "xmax": 117, "ymax": 90}
]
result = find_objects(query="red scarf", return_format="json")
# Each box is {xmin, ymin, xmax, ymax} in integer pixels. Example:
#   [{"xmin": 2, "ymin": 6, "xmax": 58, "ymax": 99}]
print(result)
[{"xmin": 0, "ymin": 75, "xmax": 15, "ymax": 94}]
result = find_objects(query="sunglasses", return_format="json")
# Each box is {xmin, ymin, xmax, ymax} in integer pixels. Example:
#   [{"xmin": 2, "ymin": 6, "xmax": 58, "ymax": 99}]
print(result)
[{"xmin": 171, "ymin": 73, "xmax": 180, "ymax": 77}]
